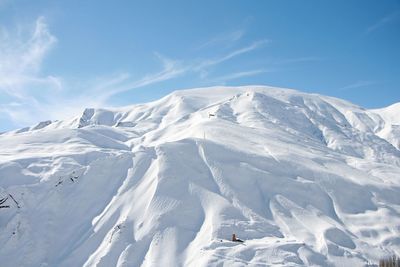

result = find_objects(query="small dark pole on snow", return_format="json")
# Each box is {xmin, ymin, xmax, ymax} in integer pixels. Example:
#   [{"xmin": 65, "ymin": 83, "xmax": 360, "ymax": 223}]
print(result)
[{"xmin": 8, "ymin": 194, "xmax": 20, "ymax": 208}]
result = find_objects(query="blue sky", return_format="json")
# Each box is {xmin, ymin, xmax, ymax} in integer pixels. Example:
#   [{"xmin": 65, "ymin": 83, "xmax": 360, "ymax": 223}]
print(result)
[{"xmin": 0, "ymin": 0, "xmax": 399, "ymax": 132}]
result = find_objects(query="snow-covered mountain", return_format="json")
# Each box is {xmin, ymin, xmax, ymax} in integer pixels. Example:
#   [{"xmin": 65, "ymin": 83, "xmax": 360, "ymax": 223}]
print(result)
[{"xmin": 0, "ymin": 86, "xmax": 399, "ymax": 267}]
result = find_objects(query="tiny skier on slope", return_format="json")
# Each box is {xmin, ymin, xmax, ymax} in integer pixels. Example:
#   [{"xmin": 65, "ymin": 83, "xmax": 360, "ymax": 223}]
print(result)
[{"xmin": 232, "ymin": 233, "xmax": 244, "ymax": 243}]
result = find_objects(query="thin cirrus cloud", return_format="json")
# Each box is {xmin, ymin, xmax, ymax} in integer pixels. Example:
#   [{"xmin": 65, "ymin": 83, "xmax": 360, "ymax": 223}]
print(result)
[
  {"xmin": 194, "ymin": 29, "xmax": 245, "ymax": 50},
  {"xmin": 0, "ymin": 18, "xmax": 269, "ymax": 129},
  {"xmin": 276, "ymin": 57, "xmax": 322, "ymax": 64},
  {"xmin": 338, "ymin": 80, "xmax": 376, "ymax": 91},
  {"xmin": 0, "ymin": 16, "xmax": 59, "ymax": 98},
  {"xmin": 87, "ymin": 53, "xmax": 188, "ymax": 103},
  {"xmin": 365, "ymin": 10, "xmax": 400, "ymax": 34},
  {"xmin": 85, "ymin": 39, "xmax": 269, "ymax": 101},
  {"xmin": 210, "ymin": 69, "xmax": 272, "ymax": 84},
  {"xmin": 0, "ymin": 18, "xmax": 187, "ymax": 128},
  {"xmin": 195, "ymin": 39, "xmax": 269, "ymax": 70},
  {"xmin": 0, "ymin": 16, "xmax": 64, "ymax": 127}
]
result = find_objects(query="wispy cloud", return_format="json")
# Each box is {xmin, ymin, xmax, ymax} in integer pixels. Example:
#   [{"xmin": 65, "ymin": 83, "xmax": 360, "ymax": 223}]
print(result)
[
  {"xmin": 0, "ymin": 16, "xmax": 64, "ymax": 127},
  {"xmin": 338, "ymin": 80, "xmax": 376, "ymax": 91},
  {"xmin": 366, "ymin": 10, "xmax": 400, "ymax": 34},
  {"xmin": 87, "ymin": 39, "xmax": 268, "ymax": 101},
  {"xmin": 0, "ymin": 16, "xmax": 58, "ymax": 98},
  {"xmin": 195, "ymin": 39, "xmax": 269, "ymax": 70},
  {"xmin": 211, "ymin": 69, "xmax": 271, "ymax": 84},
  {"xmin": 277, "ymin": 57, "xmax": 322, "ymax": 64},
  {"xmin": 0, "ymin": 17, "xmax": 189, "ymax": 129},
  {"xmin": 0, "ymin": 18, "xmax": 269, "ymax": 131},
  {"xmin": 195, "ymin": 30, "xmax": 245, "ymax": 50},
  {"xmin": 0, "ymin": 0, "xmax": 10, "ymax": 9},
  {"xmin": 88, "ymin": 53, "xmax": 187, "ymax": 102}
]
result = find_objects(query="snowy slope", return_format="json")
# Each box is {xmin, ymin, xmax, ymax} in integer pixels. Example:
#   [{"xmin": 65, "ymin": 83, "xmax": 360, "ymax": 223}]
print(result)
[
  {"xmin": 0, "ymin": 86, "xmax": 399, "ymax": 267},
  {"xmin": 369, "ymin": 103, "xmax": 400, "ymax": 150}
]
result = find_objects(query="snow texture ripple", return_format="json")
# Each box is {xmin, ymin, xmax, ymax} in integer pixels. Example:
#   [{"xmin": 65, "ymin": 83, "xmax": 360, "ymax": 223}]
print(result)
[{"xmin": 0, "ymin": 86, "xmax": 399, "ymax": 266}]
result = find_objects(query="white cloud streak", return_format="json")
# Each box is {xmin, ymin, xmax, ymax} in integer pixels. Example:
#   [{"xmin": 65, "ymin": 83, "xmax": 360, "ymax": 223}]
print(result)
[
  {"xmin": 0, "ymin": 0, "xmax": 10, "ymax": 9},
  {"xmin": 338, "ymin": 80, "xmax": 376, "ymax": 91},
  {"xmin": 277, "ymin": 57, "xmax": 322, "ymax": 64},
  {"xmin": 0, "ymin": 16, "xmax": 63, "ymax": 128},
  {"xmin": 195, "ymin": 39, "xmax": 269, "ymax": 70},
  {"xmin": 195, "ymin": 30, "xmax": 245, "ymax": 50},
  {"xmin": 0, "ymin": 19, "xmax": 268, "ymax": 131},
  {"xmin": 87, "ymin": 53, "xmax": 187, "ymax": 103},
  {"xmin": 0, "ymin": 17, "xmax": 188, "ymax": 129},
  {"xmin": 211, "ymin": 69, "xmax": 271, "ymax": 83},
  {"xmin": 84, "ymin": 38, "xmax": 269, "ymax": 101},
  {"xmin": 366, "ymin": 10, "xmax": 400, "ymax": 34},
  {"xmin": 0, "ymin": 16, "xmax": 58, "ymax": 98}
]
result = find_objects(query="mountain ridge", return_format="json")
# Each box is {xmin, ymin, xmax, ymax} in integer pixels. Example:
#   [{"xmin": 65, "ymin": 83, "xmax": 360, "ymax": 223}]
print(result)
[{"xmin": 0, "ymin": 85, "xmax": 399, "ymax": 266}]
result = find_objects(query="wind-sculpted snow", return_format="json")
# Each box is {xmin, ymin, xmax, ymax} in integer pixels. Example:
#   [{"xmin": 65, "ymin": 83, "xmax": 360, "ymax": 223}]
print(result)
[{"xmin": 0, "ymin": 86, "xmax": 399, "ymax": 266}]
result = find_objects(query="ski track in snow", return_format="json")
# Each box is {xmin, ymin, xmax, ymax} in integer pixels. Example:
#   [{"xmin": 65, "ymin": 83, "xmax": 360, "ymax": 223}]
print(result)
[{"xmin": 0, "ymin": 85, "xmax": 399, "ymax": 267}]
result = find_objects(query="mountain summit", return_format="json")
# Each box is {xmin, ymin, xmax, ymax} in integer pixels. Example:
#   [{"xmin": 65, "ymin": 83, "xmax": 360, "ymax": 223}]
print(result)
[{"xmin": 0, "ymin": 86, "xmax": 399, "ymax": 266}]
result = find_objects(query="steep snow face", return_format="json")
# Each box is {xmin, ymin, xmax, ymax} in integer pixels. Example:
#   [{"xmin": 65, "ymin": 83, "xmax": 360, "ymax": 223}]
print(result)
[
  {"xmin": 0, "ymin": 86, "xmax": 399, "ymax": 267},
  {"xmin": 369, "ymin": 103, "xmax": 400, "ymax": 150}
]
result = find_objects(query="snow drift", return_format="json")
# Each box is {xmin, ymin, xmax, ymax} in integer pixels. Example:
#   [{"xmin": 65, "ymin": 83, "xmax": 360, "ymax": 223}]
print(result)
[{"xmin": 0, "ymin": 86, "xmax": 399, "ymax": 266}]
